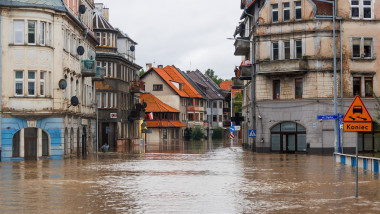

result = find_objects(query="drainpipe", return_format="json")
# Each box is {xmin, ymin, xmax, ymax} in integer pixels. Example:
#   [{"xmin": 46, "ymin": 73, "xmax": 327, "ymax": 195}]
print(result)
[
  {"xmin": 339, "ymin": 18, "xmax": 344, "ymax": 153},
  {"xmin": 0, "ymin": 11, "xmax": 2, "ymax": 158}
]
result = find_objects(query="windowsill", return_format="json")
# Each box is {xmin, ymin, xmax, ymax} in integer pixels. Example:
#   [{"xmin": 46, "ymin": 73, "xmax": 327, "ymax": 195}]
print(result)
[
  {"xmin": 10, "ymin": 96, "xmax": 52, "ymax": 99},
  {"xmin": 9, "ymin": 44, "xmax": 54, "ymax": 49},
  {"xmin": 351, "ymin": 57, "xmax": 376, "ymax": 61}
]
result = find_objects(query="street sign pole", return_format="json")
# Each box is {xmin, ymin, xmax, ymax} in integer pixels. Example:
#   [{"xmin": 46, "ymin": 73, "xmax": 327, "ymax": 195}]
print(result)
[{"xmin": 355, "ymin": 139, "xmax": 358, "ymax": 198}]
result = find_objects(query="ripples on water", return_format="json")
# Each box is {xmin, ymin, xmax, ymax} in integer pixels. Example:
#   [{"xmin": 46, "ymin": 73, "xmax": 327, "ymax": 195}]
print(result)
[{"xmin": 1, "ymin": 140, "xmax": 380, "ymax": 213}]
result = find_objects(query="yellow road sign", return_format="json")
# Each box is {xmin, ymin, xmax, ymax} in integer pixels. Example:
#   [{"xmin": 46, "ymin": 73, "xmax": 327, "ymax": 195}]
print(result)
[{"xmin": 343, "ymin": 122, "xmax": 372, "ymax": 132}]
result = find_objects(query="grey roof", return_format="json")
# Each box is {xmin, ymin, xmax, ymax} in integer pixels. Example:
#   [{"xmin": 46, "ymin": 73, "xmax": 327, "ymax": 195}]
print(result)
[
  {"xmin": 0, "ymin": 0, "xmax": 67, "ymax": 12},
  {"xmin": 175, "ymin": 67, "xmax": 208, "ymax": 100},
  {"xmin": 187, "ymin": 70, "xmax": 224, "ymax": 100},
  {"xmin": 93, "ymin": 9, "xmax": 115, "ymax": 30}
]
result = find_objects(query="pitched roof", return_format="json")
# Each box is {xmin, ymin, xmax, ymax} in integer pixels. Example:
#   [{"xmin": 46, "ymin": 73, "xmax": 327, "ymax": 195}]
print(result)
[
  {"xmin": 146, "ymin": 121, "xmax": 185, "ymax": 128},
  {"xmin": 142, "ymin": 65, "xmax": 203, "ymax": 98},
  {"xmin": 141, "ymin": 93, "xmax": 180, "ymax": 113},
  {"xmin": 187, "ymin": 70, "xmax": 224, "ymax": 100},
  {"xmin": 0, "ymin": 0, "xmax": 67, "ymax": 12},
  {"xmin": 220, "ymin": 81, "xmax": 241, "ymax": 98},
  {"xmin": 93, "ymin": 9, "xmax": 115, "ymax": 30}
]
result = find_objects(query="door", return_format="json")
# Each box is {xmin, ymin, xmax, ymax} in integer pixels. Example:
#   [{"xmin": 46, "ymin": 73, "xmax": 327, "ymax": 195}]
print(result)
[
  {"xmin": 25, "ymin": 136, "xmax": 37, "ymax": 160},
  {"xmin": 282, "ymin": 134, "xmax": 296, "ymax": 153}
]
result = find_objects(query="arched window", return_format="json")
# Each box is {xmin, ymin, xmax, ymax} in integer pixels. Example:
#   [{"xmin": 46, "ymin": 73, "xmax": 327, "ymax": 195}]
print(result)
[
  {"xmin": 42, "ymin": 130, "xmax": 49, "ymax": 156},
  {"xmin": 271, "ymin": 122, "xmax": 306, "ymax": 152}
]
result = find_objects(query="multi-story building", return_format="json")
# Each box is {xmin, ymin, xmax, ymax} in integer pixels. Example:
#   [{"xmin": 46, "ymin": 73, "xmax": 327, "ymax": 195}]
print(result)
[
  {"xmin": 234, "ymin": 0, "xmax": 380, "ymax": 154},
  {"xmin": 0, "ymin": 0, "xmax": 99, "ymax": 161},
  {"xmin": 140, "ymin": 65, "xmax": 203, "ymax": 138},
  {"xmin": 93, "ymin": 3, "xmax": 142, "ymax": 152},
  {"xmin": 187, "ymin": 70, "xmax": 226, "ymax": 129}
]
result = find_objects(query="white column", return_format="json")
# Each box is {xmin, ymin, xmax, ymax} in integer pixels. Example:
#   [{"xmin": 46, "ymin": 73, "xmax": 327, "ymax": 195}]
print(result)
[
  {"xmin": 20, "ymin": 129, "xmax": 24, "ymax": 157},
  {"xmin": 37, "ymin": 128, "xmax": 42, "ymax": 157}
]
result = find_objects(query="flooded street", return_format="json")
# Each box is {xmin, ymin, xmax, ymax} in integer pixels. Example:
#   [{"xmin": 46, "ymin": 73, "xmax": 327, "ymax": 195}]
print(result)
[{"xmin": 1, "ymin": 140, "xmax": 380, "ymax": 213}]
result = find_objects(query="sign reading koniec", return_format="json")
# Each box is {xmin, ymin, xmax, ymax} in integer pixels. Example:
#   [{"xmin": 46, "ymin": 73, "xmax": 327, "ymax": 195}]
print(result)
[{"xmin": 343, "ymin": 96, "xmax": 372, "ymax": 132}]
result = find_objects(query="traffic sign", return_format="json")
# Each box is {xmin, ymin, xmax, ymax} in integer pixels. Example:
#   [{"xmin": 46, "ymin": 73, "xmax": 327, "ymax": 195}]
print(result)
[
  {"xmin": 317, "ymin": 114, "xmax": 343, "ymax": 120},
  {"xmin": 343, "ymin": 96, "xmax": 372, "ymax": 123},
  {"xmin": 234, "ymin": 126, "xmax": 241, "ymax": 131},
  {"xmin": 248, "ymin": 129, "xmax": 256, "ymax": 137},
  {"xmin": 229, "ymin": 126, "xmax": 235, "ymax": 132},
  {"xmin": 344, "ymin": 122, "xmax": 372, "ymax": 132}
]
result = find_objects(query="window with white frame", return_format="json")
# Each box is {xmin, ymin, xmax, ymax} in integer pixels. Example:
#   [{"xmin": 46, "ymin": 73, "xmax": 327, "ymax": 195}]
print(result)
[
  {"xmin": 14, "ymin": 20, "xmax": 24, "ymax": 44},
  {"xmin": 28, "ymin": 21, "xmax": 36, "ymax": 44},
  {"xmin": 272, "ymin": 4, "xmax": 278, "ymax": 22},
  {"xmin": 295, "ymin": 1, "xmax": 302, "ymax": 20},
  {"xmin": 272, "ymin": 42, "xmax": 279, "ymax": 60},
  {"xmin": 97, "ymin": 92, "xmax": 101, "ymax": 108},
  {"xmin": 102, "ymin": 32, "xmax": 107, "ymax": 46},
  {"xmin": 295, "ymin": 40, "xmax": 302, "ymax": 59},
  {"xmin": 351, "ymin": 0, "xmax": 359, "ymax": 18},
  {"xmin": 28, "ymin": 71, "xmax": 36, "ymax": 96},
  {"xmin": 103, "ymin": 93, "xmax": 108, "ymax": 108},
  {"xmin": 109, "ymin": 92, "xmax": 113, "ymax": 108},
  {"xmin": 363, "ymin": 0, "xmax": 372, "ymax": 19},
  {"xmin": 15, "ymin": 71, "xmax": 23, "ymax": 96},
  {"xmin": 40, "ymin": 71, "xmax": 45, "ymax": 97},
  {"xmin": 96, "ymin": 32, "xmax": 101, "ymax": 45},
  {"xmin": 352, "ymin": 37, "xmax": 373, "ymax": 58},
  {"xmin": 40, "ymin": 22, "xmax": 46, "ymax": 45},
  {"xmin": 283, "ymin": 3, "xmax": 290, "ymax": 21}
]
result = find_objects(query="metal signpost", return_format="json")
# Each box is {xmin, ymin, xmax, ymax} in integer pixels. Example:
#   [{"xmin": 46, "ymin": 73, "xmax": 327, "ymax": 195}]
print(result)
[{"xmin": 342, "ymin": 96, "xmax": 372, "ymax": 198}]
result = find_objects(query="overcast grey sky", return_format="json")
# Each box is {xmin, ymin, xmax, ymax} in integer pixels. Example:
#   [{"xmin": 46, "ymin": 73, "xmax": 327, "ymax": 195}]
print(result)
[{"xmin": 96, "ymin": 0, "xmax": 242, "ymax": 80}]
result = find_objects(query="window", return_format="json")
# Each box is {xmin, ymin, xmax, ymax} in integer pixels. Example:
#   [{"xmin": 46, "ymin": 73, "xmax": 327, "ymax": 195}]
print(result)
[
  {"xmin": 363, "ymin": 0, "xmax": 372, "ymax": 19},
  {"xmin": 213, "ymin": 102, "xmax": 217, "ymax": 108},
  {"xmin": 351, "ymin": 0, "xmax": 359, "ymax": 18},
  {"xmin": 163, "ymin": 129, "xmax": 167, "ymax": 139},
  {"xmin": 364, "ymin": 38, "xmax": 372, "ymax": 58},
  {"xmin": 272, "ymin": 4, "xmax": 278, "ymax": 22},
  {"xmin": 28, "ymin": 21, "xmax": 36, "ymax": 44},
  {"xmin": 272, "ymin": 42, "xmax": 279, "ymax": 60},
  {"xmin": 295, "ymin": 40, "xmax": 302, "ymax": 59},
  {"xmin": 219, "ymin": 101, "xmax": 222, "ymax": 108},
  {"xmin": 352, "ymin": 38, "xmax": 361, "ymax": 57},
  {"xmin": 14, "ymin": 20, "xmax": 24, "ymax": 44},
  {"xmin": 295, "ymin": 78, "xmax": 303, "ymax": 99},
  {"xmin": 153, "ymin": 84, "xmax": 163, "ymax": 91},
  {"xmin": 40, "ymin": 22, "xmax": 46, "ymax": 45},
  {"xmin": 40, "ymin": 72, "xmax": 45, "ymax": 97},
  {"xmin": 213, "ymin": 115, "xmax": 217, "ymax": 122},
  {"xmin": 200, "ymin": 113, "xmax": 204, "ymax": 121},
  {"xmin": 97, "ymin": 92, "xmax": 101, "ymax": 108},
  {"xmin": 96, "ymin": 32, "xmax": 101, "ymax": 45},
  {"xmin": 353, "ymin": 77, "xmax": 361, "ymax": 96},
  {"xmin": 365, "ymin": 77, "xmax": 373, "ymax": 97},
  {"xmin": 188, "ymin": 99, "xmax": 194, "ymax": 106},
  {"xmin": 15, "ymin": 71, "xmax": 23, "ymax": 96},
  {"xmin": 28, "ymin": 71, "xmax": 36, "ymax": 96},
  {"xmin": 64, "ymin": 29, "xmax": 68, "ymax": 50},
  {"xmin": 295, "ymin": 1, "xmax": 302, "ymax": 20},
  {"xmin": 283, "ymin": 3, "xmax": 290, "ymax": 21},
  {"xmin": 284, "ymin": 41, "xmax": 290, "ymax": 59},
  {"xmin": 103, "ymin": 93, "xmax": 108, "ymax": 108},
  {"xmin": 219, "ymin": 115, "xmax": 222, "ymax": 122},
  {"xmin": 273, "ymin": 80, "xmax": 280, "ymax": 100},
  {"xmin": 188, "ymin": 113, "xmax": 194, "ymax": 121}
]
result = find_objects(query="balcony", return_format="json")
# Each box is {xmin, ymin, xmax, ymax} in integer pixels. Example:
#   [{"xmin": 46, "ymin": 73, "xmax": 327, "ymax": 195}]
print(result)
[
  {"xmin": 239, "ymin": 65, "xmax": 252, "ymax": 80},
  {"xmin": 234, "ymin": 37, "xmax": 250, "ymax": 56},
  {"xmin": 223, "ymin": 121, "xmax": 232, "ymax": 127},
  {"xmin": 257, "ymin": 58, "xmax": 334, "ymax": 75},
  {"xmin": 129, "ymin": 110, "xmax": 145, "ymax": 120},
  {"xmin": 131, "ymin": 80, "xmax": 145, "ymax": 93},
  {"xmin": 232, "ymin": 77, "xmax": 244, "ymax": 89},
  {"xmin": 92, "ymin": 66, "xmax": 105, "ymax": 81},
  {"xmin": 223, "ymin": 107, "xmax": 231, "ymax": 113},
  {"xmin": 81, "ymin": 60, "xmax": 96, "ymax": 77}
]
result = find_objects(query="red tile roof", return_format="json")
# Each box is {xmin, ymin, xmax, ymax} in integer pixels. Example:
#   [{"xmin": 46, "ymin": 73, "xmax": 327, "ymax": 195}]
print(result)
[
  {"xmin": 141, "ymin": 93, "xmax": 180, "ymax": 113},
  {"xmin": 220, "ymin": 81, "xmax": 241, "ymax": 98},
  {"xmin": 146, "ymin": 121, "xmax": 185, "ymax": 128}
]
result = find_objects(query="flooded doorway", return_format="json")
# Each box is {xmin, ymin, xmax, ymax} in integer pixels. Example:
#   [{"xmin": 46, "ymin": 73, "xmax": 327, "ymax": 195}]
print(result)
[
  {"xmin": 271, "ymin": 122, "xmax": 307, "ymax": 153},
  {"xmin": 24, "ymin": 128, "xmax": 37, "ymax": 160}
]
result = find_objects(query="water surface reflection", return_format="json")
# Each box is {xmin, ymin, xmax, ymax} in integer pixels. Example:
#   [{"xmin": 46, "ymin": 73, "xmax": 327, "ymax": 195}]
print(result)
[{"xmin": 1, "ymin": 140, "xmax": 380, "ymax": 213}]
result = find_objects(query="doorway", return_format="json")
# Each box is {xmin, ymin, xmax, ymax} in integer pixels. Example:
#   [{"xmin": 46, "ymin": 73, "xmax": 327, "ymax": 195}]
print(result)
[
  {"xmin": 24, "ymin": 128, "xmax": 37, "ymax": 160},
  {"xmin": 282, "ymin": 134, "xmax": 296, "ymax": 153},
  {"xmin": 271, "ymin": 122, "xmax": 306, "ymax": 153}
]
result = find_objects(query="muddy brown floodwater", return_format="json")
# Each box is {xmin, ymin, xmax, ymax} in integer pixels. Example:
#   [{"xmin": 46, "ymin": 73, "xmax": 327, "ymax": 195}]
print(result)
[{"xmin": 1, "ymin": 140, "xmax": 380, "ymax": 213}]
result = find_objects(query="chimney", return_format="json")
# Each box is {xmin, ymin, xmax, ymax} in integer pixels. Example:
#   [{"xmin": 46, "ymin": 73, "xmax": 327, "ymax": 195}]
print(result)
[
  {"xmin": 103, "ymin": 8, "xmax": 110, "ymax": 21},
  {"xmin": 94, "ymin": 3, "xmax": 109, "ymax": 21},
  {"xmin": 186, "ymin": 70, "xmax": 191, "ymax": 74},
  {"xmin": 146, "ymin": 63, "xmax": 152, "ymax": 71},
  {"xmin": 158, "ymin": 65, "xmax": 163, "ymax": 68}
]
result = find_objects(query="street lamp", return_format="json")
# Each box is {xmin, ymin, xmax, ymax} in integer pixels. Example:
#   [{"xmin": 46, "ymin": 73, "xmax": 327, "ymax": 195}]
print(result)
[{"xmin": 227, "ymin": 37, "xmax": 255, "ymax": 151}]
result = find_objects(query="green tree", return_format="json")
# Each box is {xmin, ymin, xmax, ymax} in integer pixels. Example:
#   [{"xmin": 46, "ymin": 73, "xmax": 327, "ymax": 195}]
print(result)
[
  {"xmin": 233, "ymin": 92, "xmax": 242, "ymax": 113},
  {"xmin": 205, "ymin": 69, "xmax": 224, "ymax": 86},
  {"xmin": 139, "ymin": 69, "xmax": 145, "ymax": 76},
  {"xmin": 191, "ymin": 126, "xmax": 205, "ymax": 140}
]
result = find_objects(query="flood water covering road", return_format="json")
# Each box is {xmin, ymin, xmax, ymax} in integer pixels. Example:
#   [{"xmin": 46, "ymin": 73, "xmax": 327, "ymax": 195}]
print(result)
[{"xmin": 1, "ymin": 140, "xmax": 380, "ymax": 213}]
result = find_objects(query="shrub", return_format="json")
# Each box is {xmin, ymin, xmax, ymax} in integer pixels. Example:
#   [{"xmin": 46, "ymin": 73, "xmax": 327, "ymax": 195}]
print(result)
[
  {"xmin": 212, "ymin": 127, "xmax": 223, "ymax": 140},
  {"xmin": 191, "ymin": 126, "xmax": 205, "ymax": 140},
  {"xmin": 184, "ymin": 127, "xmax": 192, "ymax": 140}
]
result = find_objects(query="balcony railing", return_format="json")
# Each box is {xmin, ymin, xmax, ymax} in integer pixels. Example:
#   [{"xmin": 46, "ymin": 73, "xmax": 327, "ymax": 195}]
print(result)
[
  {"xmin": 234, "ymin": 37, "xmax": 250, "ymax": 56},
  {"xmin": 92, "ymin": 66, "xmax": 105, "ymax": 81},
  {"xmin": 81, "ymin": 60, "xmax": 96, "ymax": 77},
  {"xmin": 232, "ymin": 77, "xmax": 244, "ymax": 89},
  {"xmin": 239, "ymin": 65, "xmax": 252, "ymax": 80},
  {"xmin": 257, "ymin": 58, "xmax": 334, "ymax": 75},
  {"xmin": 131, "ymin": 80, "xmax": 145, "ymax": 93}
]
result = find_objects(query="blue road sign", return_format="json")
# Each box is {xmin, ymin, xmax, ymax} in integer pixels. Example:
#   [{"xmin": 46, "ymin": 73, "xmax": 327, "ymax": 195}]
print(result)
[
  {"xmin": 229, "ymin": 126, "xmax": 235, "ymax": 132},
  {"xmin": 249, "ymin": 130, "xmax": 256, "ymax": 137},
  {"xmin": 317, "ymin": 114, "xmax": 344, "ymax": 120}
]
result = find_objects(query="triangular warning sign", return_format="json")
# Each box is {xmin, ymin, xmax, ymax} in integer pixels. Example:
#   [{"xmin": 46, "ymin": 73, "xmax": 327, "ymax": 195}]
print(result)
[{"xmin": 343, "ymin": 96, "xmax": 372, "ymax": 122}]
